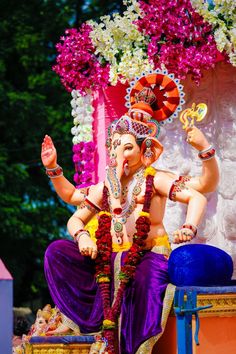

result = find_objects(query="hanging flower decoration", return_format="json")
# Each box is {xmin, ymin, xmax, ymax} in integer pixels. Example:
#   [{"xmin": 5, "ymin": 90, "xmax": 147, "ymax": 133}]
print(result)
[
  {"xmin": 89, "ymin": 0, "xmax": 153, "ymax": 86},
  {"xmin": 53, "ymin": 24, "xmax": 110, "ymax": 94},
  {"xmin": 53, "ymin": 1, "xmax": 234, "ymax": 93},
  {"xmin": 135, "ymin": 0, "xmax": 218, "ymax": 84},
  {"xmin": 53, "ymin": 0, "xmax": 235, "ymax": 187},
  {"xmin": 191, "ymin": 0, "xmax": 236, "ymax": 66},
  {"xmin": 71, "ymin": 90, "xmax": 95, "ymax": 188}
]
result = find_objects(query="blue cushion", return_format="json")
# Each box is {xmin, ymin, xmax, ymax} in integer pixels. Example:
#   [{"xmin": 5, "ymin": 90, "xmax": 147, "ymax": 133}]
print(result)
[
  {"xmin": 168, "ymin": 244, "xmax": 233, "ymax": 286},
  {"xmin": 29, "ymin": 335, "xmax": 95, "ymax": 344}
]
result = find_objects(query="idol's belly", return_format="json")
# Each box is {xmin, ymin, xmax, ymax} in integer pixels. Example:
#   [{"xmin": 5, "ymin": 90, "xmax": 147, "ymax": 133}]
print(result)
[{"xmin": 111, "ymin": 214, "xmax": 167, "ymax": 246}]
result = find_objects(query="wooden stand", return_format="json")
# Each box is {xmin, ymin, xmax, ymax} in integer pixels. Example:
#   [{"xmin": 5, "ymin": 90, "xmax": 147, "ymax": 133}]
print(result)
[
  {"xmin": 25, "ymin": 342, "xmax": 93, "ymax": 354},
  {"xmin": 24, "ymin": 286, "xmax": 236, "ymax": 354},
  {"xmin": 25, "ymin": 335, "xmax": 95, "ymax": 354},
  {"xmin": 156, "ymin": 285, "xmax": 236, "ymax": 354}
]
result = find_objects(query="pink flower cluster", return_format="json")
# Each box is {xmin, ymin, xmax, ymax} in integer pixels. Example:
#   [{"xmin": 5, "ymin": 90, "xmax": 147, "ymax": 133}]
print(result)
[
  {"xmin": 53, "ymin": 24, "xmax": 110, "ymax": 94},
  {"xmin": 73, "ymin": 141, "xmax": 96, "ymax": 187},
  {"xmin": 137, "ymin": 0, "xmax": 218, "ymax": 84}
]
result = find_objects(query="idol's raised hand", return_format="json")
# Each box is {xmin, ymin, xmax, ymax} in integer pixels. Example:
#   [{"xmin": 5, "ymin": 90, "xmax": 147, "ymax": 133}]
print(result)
[
  {"xmin": 185, "ymin": 126, "xmax": 210, "ymax": 151},
  {"xmin": 41, "ymin": 135, "xmax": 57, "ymax": 169}
]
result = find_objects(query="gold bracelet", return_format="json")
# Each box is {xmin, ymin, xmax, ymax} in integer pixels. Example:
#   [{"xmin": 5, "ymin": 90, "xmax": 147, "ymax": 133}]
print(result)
[{"xmin": 73, "ymin": 229, "xmax": 90, "ymax": 243}]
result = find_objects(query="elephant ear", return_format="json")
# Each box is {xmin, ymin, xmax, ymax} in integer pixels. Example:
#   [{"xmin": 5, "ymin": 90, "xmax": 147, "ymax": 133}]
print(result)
[{"xmin": 141, "ymin": 137, "xmax": 163, "ymax": 167}]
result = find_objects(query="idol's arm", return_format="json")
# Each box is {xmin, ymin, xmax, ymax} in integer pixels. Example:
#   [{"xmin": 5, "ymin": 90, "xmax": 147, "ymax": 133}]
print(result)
[
  {"xmin": 186, "ymin": 158, "xmax": 219, "ymax": 193},
  {"xmin": 48, "ymin": 173, "xmax": 88, "ymax": 205},
  {"xmin": 67, "ymin": 183, "xmax": 103, "ymax": 259},
  {"xmin": 41, "ymin": 134, "xmax": 91, "ymax": 205},
  {"xmin": 184, "ymin": 126, "xmax": 219, "ymax": 193},
  {"xmin": 155, "ymin": 172, "xmax": 207, "ymax": 243}
]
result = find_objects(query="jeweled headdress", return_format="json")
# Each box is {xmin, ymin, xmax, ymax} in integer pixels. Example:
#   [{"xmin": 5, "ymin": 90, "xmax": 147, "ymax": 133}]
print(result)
[{"xmin": 107, "ymin": 69, "xmax": 185, "ymax": 145}]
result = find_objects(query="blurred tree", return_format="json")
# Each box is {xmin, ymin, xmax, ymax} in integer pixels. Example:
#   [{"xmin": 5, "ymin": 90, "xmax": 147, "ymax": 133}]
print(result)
[{"xmin": 0, "ymin": 0, "xmax": 123, "ymax": 309}]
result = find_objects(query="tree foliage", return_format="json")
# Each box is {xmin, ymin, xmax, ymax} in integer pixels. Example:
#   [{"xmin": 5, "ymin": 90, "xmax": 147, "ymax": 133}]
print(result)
[{"xmin": 0, "ymin": 0, "xmax": 123, "ymax": 308}]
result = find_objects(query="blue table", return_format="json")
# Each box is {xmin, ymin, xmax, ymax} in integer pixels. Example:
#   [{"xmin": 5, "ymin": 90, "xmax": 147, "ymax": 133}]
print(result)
[{"xmin": 174, "ymin": 283, "xmax": 236, "ymax": 354}]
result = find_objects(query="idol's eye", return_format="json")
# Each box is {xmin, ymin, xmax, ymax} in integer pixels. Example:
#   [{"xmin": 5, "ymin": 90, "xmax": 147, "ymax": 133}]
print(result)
[{"xmin": 124, "ymin": 145, "xmax": 133, "ymax": 151}]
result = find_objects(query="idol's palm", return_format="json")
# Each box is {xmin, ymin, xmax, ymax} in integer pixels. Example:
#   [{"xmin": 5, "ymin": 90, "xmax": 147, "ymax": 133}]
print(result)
[{"xmin": 41, "ymin": 135, "xmax": 57, "ymax": 168}]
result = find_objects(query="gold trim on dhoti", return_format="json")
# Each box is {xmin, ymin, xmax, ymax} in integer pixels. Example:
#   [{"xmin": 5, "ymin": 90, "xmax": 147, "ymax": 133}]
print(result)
[
  {"xmin": 113, "ymin": 252, "xmax": 123, "ymax": 345},
  {"xmin": 61, "ymin": 313, "xmax": 101, "ymax": 336},
  {"xmin": 61, "ymin": 313, "xmax": 81, "ymax": 334},
  {"xmin": 135, "ymin": 283, "xmax": 176, "ymax": 354}
]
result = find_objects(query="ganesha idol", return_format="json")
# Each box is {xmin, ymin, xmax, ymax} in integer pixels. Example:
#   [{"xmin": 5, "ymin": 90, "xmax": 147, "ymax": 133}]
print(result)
[
  {"xmin": 23, "ymin": 304, "xmax": 62, "ymax": 339},
  {"xmin": 41, "ymin": 71, "xmax": 220, "ymax": 353}
]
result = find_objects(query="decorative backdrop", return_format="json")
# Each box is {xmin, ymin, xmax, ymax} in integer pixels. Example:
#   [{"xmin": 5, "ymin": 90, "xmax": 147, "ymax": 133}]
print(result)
[{"xmin": 53, "ymin": 1, "xmax": 236, "ymax": 275}]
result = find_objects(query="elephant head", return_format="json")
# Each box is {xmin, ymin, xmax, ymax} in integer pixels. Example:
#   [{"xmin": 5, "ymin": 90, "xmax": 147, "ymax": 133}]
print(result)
[
  {"xmin": 105, "ymin": 129, "xmax": 163, "ymax": 215},
  {"xmin": 104, "ymin": 70, "xmax": 184, "ymax": 214}
]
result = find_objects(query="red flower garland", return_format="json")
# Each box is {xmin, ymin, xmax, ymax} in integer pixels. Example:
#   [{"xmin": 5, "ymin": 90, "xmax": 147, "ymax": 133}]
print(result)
[{"xmin": 95, "ymin": 173, "xmax": 154, "ymax": 353}]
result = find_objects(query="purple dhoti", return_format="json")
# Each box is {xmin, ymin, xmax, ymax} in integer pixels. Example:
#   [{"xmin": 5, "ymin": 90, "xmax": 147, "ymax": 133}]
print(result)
[{"xmin": 44, "ymin": 239, "xmax": 173, "ymax": 354}]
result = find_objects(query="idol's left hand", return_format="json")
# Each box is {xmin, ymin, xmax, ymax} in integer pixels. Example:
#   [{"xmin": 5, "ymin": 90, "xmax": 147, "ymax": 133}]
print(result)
[
  {"xmin": 78, "ymin": 233, "xmax": 98, "ymax": 259},
  {"xmin": 173, "ymin": 228, "xmax": 193, "ymax": 244},
  {"xmin": 186, "ymin": 126, "xmax": 210, "ymax": 151}
]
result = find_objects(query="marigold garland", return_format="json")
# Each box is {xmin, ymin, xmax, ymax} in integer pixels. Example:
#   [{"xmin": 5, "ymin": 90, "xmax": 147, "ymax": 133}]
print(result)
[
  {"xmin": 95, "ymin": 171, "xmax": 156, "ymax": 353},
  {"xmin": 144, "ymin": 166, "xmax": 156, "ymax": 177}
]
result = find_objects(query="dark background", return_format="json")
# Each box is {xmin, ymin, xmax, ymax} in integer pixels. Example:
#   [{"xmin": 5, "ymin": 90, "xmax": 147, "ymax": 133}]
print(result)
[{"xmin": 0, "ymin": 0, "xmax": 123, "ymax": 311}]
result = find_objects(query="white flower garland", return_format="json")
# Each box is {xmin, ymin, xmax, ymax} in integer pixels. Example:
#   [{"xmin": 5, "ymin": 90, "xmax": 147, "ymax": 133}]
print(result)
[
  {"xmin": 70, "ymin": 90, "xmax": 94, "ymax": 144},
  {"xmin": 88, "ymin": 0, "xmax": 153, "ymax": 86}
]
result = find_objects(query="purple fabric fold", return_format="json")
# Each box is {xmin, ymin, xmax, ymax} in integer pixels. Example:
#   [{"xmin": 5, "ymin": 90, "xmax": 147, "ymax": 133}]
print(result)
[{"xmin": 44, "ymin": 239, "xmax": 169, "ymax": 354}]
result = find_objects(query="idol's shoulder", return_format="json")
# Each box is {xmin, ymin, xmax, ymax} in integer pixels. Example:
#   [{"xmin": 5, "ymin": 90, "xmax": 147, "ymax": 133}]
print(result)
[
  {"xmin": 153, "ymin": 169, "xmax": 178, "ymax": 196},
  {"xmin": 154, "ymin": 168, "xmax": 178, "ymax": 180}
]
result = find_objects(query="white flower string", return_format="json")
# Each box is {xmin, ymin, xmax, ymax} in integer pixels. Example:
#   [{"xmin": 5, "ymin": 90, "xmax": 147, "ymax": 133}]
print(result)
[
  {"xmin": 70, "ymin": 90, "xmax": 96, "ymax": 187},
  {"xmin": 71, "ymin": 90, "xmax": 94, "ymax": 143}
]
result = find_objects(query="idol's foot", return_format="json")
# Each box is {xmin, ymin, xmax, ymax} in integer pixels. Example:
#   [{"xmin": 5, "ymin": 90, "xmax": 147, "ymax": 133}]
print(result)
[{"xmin": 46, "ymin": 323, "xmax": 71, "ymax": 336}]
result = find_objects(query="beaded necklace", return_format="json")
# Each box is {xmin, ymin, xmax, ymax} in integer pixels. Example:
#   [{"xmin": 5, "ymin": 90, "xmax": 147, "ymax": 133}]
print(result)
[
  {"xmin": 95, "ymin": 166, "xmax": 156, "ymax": 353},
  {"xmin": 110, "ymin": 167, "xmax": 145, "ymax": 245}
]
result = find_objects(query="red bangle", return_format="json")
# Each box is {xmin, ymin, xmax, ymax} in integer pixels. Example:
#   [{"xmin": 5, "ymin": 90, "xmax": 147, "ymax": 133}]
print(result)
[
  {"xmin": 198, "ymin": 147, "xmax": 215, "ymax": 160},
  {"xmin": 85, "ymin": 197, "xmax": 101, "ymax": 212},
  {"xmin": 45, "ymin": 165, "xmax": 63, "ymax": 178},
  {"xmin": 182, "ymin": 223, "xmax": 197, "ymax": 236},
  {"xmin": 169, "ymin": 176, "xmax": 191, "ymax": 201}
]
